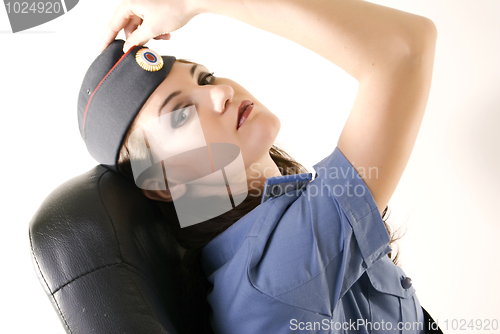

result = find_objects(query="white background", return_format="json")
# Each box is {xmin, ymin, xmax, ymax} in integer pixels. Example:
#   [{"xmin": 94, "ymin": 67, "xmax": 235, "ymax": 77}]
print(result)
[{"xmin": 1, "ymin": 0, "xmax": 499, "ymax": 333}]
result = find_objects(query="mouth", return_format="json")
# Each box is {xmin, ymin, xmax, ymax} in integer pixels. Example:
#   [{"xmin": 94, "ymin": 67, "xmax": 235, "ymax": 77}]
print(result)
[{"xmin": 237, "ymin": 100, "xmax": 254, "ymax": 130}]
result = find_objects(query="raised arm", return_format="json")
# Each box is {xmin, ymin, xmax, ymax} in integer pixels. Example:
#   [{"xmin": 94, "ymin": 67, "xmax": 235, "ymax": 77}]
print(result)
[
  {"xmin": 102, "ymin": 0, "xmax": 437, "ymax": 214},
  {"xmin": 204, "ymin": 0, "xmax": 437, "ymax": 214}
]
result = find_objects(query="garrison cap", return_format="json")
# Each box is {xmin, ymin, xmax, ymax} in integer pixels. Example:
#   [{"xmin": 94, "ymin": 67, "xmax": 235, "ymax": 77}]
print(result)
[{"xmin": 77, "ymin": 39, "xmax": 176, "ymax": 171}]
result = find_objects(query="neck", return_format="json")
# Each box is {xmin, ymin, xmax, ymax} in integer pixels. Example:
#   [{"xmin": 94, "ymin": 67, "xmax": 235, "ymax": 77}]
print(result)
[{"xmin": 246, "ymin": 153, "xmax": 281, "ymax": 191}]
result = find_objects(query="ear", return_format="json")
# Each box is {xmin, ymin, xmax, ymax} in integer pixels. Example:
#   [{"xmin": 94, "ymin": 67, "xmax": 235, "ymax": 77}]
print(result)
[{"xmin": 140, "ymin": 179, "xmax": 187, "ymax": 202}]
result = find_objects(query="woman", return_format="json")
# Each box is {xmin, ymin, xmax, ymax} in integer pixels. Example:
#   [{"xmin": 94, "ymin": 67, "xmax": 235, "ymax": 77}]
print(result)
[{"xmin": 83, "ymin": 0, "xmax": 438, "ymax": 333}]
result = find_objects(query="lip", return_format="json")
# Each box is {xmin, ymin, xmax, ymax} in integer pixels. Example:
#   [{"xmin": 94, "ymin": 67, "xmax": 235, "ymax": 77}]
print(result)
[{"xmin": 237, "ymin": 100, "xmax": 254, "ymax": 130}]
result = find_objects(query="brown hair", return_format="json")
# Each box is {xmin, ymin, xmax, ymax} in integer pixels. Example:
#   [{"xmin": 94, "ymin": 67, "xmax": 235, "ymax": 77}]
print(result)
[{"xmin": 116, "ymin": 59, "xmax": 400, "ymax": 333}]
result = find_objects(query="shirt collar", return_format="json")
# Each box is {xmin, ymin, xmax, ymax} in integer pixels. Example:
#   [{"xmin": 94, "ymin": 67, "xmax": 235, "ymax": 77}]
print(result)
[
  {"xmin": 202, "ymin": 172, "xmax": 313, "ymax": 277},
  {"xmin": 260, "ymin": 173, "xmax": 313, "ymax": 203}
]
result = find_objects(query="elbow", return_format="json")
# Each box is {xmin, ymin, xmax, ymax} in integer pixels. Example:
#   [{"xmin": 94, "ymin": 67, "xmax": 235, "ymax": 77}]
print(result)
[
  {"xmin": 412, "ymin": 17, "xmax": 437, "ymax": 53},
  {"xmin": 423, "ymin": 17, "xmax": 438, "ymax": 41},
  {"xmin": 358, "ymin": 16, "xmax": 437, "ymax": 80},
  {"xmin": 402, "ymin": 17, "xmax": 438, "ymax": 57},
  {"xmin": 387, "ymin": 16, "xmax": 437, "ymax": 70}
]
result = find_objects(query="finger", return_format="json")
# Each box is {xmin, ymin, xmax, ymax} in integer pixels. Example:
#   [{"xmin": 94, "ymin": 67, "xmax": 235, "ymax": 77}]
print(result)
[
  {"xmin": 101, "ymin": 5, "xmax": 136, "ymax": 52},
  {"xmin": 153, "ymin": 33, "xmax": 171, "ymax": 40},
  {"xmin": 123, "ymin": 23, "xmax": 156, "ymax": 52},
  {"xmin": 124, "ymin": 16, "xmax": 142, "ymax": 40}
]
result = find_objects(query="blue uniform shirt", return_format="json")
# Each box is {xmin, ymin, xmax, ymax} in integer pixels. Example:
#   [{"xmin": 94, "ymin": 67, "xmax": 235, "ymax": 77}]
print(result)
[{"xmin": 201, "ymin": 147, "xmax": 425, "ymax": 333}]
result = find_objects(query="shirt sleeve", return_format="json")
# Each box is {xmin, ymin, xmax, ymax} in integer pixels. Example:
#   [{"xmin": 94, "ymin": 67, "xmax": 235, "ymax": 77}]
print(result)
[{"xmin": 312, "ymin": 146, "xmax": 391, "ymax": 268}]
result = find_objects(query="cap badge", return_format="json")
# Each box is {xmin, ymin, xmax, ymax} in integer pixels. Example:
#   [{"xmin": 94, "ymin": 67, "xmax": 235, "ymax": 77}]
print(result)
[{"xmin": 135, "ymin": 48, "xmax": 164, "ymax": 72}]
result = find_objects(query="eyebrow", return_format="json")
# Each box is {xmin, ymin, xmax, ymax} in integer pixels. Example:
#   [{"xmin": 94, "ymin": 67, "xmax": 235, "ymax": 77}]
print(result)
[
  {"xmin": 159, "ymin": 64, "xmax": 198, "ymax": 114},
  {"xmin": 190, "ymin": 64, "xmax": 198, "ymax": 77}
]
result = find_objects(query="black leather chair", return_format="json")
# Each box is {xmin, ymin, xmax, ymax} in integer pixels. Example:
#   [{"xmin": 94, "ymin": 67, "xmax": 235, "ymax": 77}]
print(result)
[{"xmin": 29, "ymin": 166, "xmax": 186, "ymax": 333}]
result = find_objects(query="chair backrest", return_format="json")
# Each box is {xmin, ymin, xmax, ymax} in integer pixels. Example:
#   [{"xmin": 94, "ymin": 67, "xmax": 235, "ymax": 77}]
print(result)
[{"xmin": 29, "ymin": 166, "xmax": 185, "ymax": 334}]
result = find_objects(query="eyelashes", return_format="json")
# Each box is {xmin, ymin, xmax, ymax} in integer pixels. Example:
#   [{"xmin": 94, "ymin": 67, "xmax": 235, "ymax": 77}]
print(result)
[
  {"xmin": 199, "ymin": 72, "xmax": 216, "ymax": 85},
  {"xmin": 171, "ymin": 71, "xmax": 217, "ymax": 128},
  {"xmin": 171, "ymin": 106, "xmax": 192, "ymax": 129}
]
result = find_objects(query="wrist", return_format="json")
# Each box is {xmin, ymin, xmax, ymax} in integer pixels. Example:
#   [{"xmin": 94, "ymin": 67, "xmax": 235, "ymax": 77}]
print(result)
[
  {"xmin": 191, "ymin": 0, "xmax": 241, "ymax": 16},
  {"xmin": 188, "ymin": 0, "xmax": 214, "ymax": 15}
]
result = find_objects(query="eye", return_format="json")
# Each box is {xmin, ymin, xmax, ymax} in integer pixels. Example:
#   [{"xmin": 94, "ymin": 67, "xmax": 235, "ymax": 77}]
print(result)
[
  {"xmin": 171, "ymin": 106, "xmax": 193, "ymax": 129},
  {"xmin": 199, "ymin": 72, "xmax": 216, "ymax": 85}
]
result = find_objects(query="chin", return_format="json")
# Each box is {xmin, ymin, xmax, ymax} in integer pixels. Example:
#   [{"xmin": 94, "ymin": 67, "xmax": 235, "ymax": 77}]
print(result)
[
  {"xmin": 258, "ymin": 110, "xmax": 280, "ymax": 138},
  {"xmin": 242, "ymin": 115, "xmax": 280, "ymax": 164},
  {"xmin": 272, "ymin": 114, "xmax": 281, "ymax": 136}
]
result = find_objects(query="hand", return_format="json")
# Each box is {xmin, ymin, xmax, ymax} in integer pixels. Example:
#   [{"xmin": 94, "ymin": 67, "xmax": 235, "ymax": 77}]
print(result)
[{"xmin": 100, "ymin": 0, "xmax": 202, "ymax": 53}]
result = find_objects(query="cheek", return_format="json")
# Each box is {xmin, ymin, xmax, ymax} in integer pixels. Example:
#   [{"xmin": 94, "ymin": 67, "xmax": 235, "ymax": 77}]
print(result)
[{"xmin": 200, "ymin": 120, "xmax": 236, "ymax": 145}]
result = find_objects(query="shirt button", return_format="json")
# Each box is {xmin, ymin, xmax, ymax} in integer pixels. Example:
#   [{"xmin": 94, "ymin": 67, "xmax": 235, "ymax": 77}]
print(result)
[{"xmin": 401, "ymin": 276, "xmax": 412, "ymax": 289}]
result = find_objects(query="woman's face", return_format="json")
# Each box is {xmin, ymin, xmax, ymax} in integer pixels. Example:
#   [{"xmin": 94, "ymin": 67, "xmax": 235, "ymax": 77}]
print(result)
[{"xmin": 128, "ymin": 60, "xmax": 282, "ymax": 192}]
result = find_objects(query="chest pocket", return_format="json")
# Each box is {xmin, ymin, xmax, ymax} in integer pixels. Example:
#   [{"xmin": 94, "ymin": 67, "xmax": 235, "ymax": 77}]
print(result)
[{"xmin": 365, "ymin": 256, "xmax": 424, "ymax": 334}]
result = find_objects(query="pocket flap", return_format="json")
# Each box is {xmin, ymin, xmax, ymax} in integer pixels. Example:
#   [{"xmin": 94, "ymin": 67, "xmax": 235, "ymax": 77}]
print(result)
[{"xmin": 365, "ymin": 256, "xmax": 415, "ymax": 298}]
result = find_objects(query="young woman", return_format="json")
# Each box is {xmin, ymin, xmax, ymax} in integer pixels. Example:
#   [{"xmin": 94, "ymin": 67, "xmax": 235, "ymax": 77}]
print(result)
[{"xmin": 88, "ymin": 0, "xmax": 438, "ymax": 333}]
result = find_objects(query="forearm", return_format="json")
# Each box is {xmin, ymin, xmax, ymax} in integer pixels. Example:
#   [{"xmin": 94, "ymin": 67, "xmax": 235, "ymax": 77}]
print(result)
[{"xmin": 196, "ymin": 0, "xmax": 434, "ymax": 80}]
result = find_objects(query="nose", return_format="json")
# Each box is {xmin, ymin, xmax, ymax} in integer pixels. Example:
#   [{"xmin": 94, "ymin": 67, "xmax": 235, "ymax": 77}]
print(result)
[{"xmin": 198, "ymin": 84, "xmax": 234, "ymax": 114}]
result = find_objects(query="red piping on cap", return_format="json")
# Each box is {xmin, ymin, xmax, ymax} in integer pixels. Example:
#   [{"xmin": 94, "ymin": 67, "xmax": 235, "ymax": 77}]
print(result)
[{"xmin": 82, "ymin": 45, "xmax": 137, "ymax": 135}]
